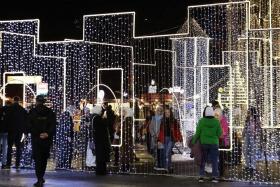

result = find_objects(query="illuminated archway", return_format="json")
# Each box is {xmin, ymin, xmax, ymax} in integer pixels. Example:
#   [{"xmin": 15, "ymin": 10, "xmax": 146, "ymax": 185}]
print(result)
[{"xmin": 0, "ymin": 80, "xmax": 36, "ymax": 107}]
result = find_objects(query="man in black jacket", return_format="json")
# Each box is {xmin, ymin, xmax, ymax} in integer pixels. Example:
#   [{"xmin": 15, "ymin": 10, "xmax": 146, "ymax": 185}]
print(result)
[
  {"xmin": 6, "ymin": 97, "xmax": 27, "ymax": 169},
  {"xmin": 28, "ymin": 95, "xmax": 56, "ymax": 187}
]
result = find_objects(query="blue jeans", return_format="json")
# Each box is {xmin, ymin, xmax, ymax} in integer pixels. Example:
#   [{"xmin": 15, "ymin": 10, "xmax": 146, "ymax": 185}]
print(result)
[
  {"xmin": 163, "ymin": 137, "xmax": 174, "ymax": 169},
  {"xmin": 0, "ymin": 133, "xmax": 8, "ymax": 165},
  {"xmin": 200, "ymin": 144, "xmax": 219, "ymax": 177},
  {"xmin": 157, "ymin": 148, "xmax": 165, "ymax": 168}
]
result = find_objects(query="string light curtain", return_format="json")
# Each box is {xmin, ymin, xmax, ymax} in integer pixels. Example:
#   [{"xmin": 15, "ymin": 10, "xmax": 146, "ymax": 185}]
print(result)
[
  {"xmin": 186, "ymin": 0, "xmax": 280, "ymax": 184},
  {"xmin": 0, "ymin": 1, "xmax": 279, "ymax": 184},
  {"xmin": 0, "ymin": 21, "xmax": 65, "ymax": 170}
]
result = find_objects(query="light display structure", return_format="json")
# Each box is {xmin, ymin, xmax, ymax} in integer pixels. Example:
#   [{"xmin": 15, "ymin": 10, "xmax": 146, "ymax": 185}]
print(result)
[
  {"xmin": 39, "ymin": 13, "xmax": 134, "ymax": 171},
  {"xmin": 0, "ymin": 20, "xmax": 65, "ymax": 169},
  {"xmin": 0, "ymin": 0, "xmax": 279, "ymax": 183},
  {"xmin": 172, "ymin": 37, "xmax": 210, "ymax": 146},
  {"xmin": 181, "ymin": 0, "xmax": 280, "ymax": 183}
]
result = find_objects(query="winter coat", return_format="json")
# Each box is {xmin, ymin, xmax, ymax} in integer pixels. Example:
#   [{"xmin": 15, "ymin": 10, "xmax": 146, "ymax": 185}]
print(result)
[
  {"xmin": 106, "ymin": 108, "xmax": 116, "ymax": 143},
  {"xmin": 158, "ymin": 118, "xmax": 182, "ymax": 143},
  {"xmin": 149, "ymin": 115, "xmax": 162, "ymax": 148},
  {"xmin": 28, "ymin": 105, "xmax": 56, "ymax": 138},
  {"xmin": 149, "ymin": 115, "xmax": 162, "ymax": 137},
  {"xmin": 192, "ymin": 117, "xmax": 222, "ymax": 145},
  {"xmin": 28, "ymin": 104, "xmax": 56, "ymax": 158},
  {"xmin": 219, "ymin": 115, "xmax": 229, "ymax": 147},
  {"xmin": 6, "ymin": 103, "xmax": 28, "ymax": 134},
  {"xmin": 92, "ymin": 114, "xmax": 111, "ymax": 163}
]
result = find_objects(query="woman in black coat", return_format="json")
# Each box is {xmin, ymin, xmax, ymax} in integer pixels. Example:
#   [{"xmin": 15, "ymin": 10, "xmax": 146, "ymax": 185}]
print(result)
[{"xmin": 91, "ymin": 105, "xmax": 111, "ymax": 175}]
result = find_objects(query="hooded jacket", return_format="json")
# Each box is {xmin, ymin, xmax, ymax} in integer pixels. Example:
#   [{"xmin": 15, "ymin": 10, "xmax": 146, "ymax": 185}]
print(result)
[{"xmin": 192, "ymin": 117, "xmax": 222, "ymax": 145}]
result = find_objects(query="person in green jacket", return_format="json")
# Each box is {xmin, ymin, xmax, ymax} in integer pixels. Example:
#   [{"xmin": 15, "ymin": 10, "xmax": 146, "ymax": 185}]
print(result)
[{"xmin": 192, "ymin": 106, "xmax": 222, "ymax": 183}]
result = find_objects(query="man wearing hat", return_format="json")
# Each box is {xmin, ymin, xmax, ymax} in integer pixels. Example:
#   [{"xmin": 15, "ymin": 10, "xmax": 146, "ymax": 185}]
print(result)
[{"xmin": 28, "ymin": 95, "xmax": 56, "ymax": 187}]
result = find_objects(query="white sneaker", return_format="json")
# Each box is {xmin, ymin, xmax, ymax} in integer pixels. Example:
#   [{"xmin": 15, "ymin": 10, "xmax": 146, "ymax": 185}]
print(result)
[
  {"xmin": 153, "ymin": 167, "xmax": 161, "ymax": 170},
  {"xmin": 198, "ymin": 177, "xmax": 204, "ymax": 182},
  {"xmin": 211, "ymin": 178, "xmax": 219, "ymax": 183},
  {"xmin": 154, "ymin": 167, "xmax": 166, "ymax": 171}
]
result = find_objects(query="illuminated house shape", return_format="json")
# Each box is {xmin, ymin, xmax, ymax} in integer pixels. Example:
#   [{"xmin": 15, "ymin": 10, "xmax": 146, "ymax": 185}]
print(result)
[
  {"xmin": 220, "ymin": 60, "xmax": 248, "ymax": 106},
  {"xmin": 0, "ymin": 20, "xmax": 65, "ymax": 114}
]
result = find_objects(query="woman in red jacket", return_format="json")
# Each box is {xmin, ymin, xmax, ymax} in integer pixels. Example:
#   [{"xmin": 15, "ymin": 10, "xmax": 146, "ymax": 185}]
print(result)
[{"xmin": 157, "ymin": 107, "xmax": 182, "ymax": 172}]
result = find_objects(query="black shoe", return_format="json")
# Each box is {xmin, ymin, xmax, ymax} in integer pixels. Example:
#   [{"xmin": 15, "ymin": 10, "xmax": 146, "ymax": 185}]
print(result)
[
  {"xmin": 168, "ymin": 168, "xmax": 174, "ymax": 174},
  {"xmin": 113, "ymin": 163, "xmax": 119, "ymax": 167},
  {"xmin": 33, "ymin": 180, "xmax": 44, "ymax": 187},
  {"xmin": 14, "ymin": 165, "xmax": 21, "ymax": 172},
  {"xmin": 96, "ymin": 171, "xmax": 107, "ymax": 176},
  {"xmin": 1, "ymin": 165, "xmax": 10, "ymax": 169}
]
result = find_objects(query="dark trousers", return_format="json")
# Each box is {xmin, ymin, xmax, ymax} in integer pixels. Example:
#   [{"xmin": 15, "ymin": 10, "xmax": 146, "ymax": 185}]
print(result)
[
  {"xmin": 96, "ymin": 161, "xmax": 106, "ymax": 175},
  {"xmin": 157, "ymin": 149, "xmax": 165, "ymax": 168},
  {"xmin": 34, "ymin": 155, "xmax": 48, "ymax": 180},
  {"xmin": 95, "ymin": 147, "xmax": 108, "ymax": 175},
  {"xmin": 114, "ymin": 147, "xmax": 119, "ymax": 165},
  {"xmin": 32, "ymin": 139, "xmax": 51, "ymax": 181},
  {"xmin": 7, "ymin": 132, "xmax": 22, "ymax": 167},
  {"xmin": 219, "ymin": 151, "xmax": 225, "ymax": 176},
  {"xmin": 200, "ymin": 144, "xmax": 219, "ymax": 177},
  {"xmin": 146, "ymin": 134, "xmax": 151, "ymax": 154}
]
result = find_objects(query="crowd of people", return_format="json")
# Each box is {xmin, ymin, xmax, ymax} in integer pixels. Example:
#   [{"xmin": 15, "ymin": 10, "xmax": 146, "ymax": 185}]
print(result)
[
  {"xmin": 0, "ymin": 95, "xmax": 264, "ymax": 185},
  {"xmin": 0, "ymin": 96, "xmax": 56, "ymax": 187}
]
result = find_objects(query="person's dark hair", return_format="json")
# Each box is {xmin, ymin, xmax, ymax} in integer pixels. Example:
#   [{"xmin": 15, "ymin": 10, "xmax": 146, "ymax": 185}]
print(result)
[
  {"xmin": 246, "ymin": 106, "xmax": 259, "ymax": 122},
  {"xmin": 150, "ymin": 110, "xmax": 155, "ymax": 116},
  {"xmin": 245, "ymin": 106, "xmax": 261, "ymax": 130},
  {"xmin": 203, "ymin": 107, "xmax": 207, "ymax": 117},
  {"xmin": 146, "ymin": 109, "xmax": 155, "ymax": 121},
  {"xmin": 163, "ymin": 106, "xmax": 175, "ymax": 121},
  {"xmin": 5, "ymin": 100, "xmax": 12, "ymax": 106},
  {"xmin": 36, "ymin": 95, "xmax": 46, "ymax": 103},
  {"xmin": 211, "ymin": 100, "xmax": 220, "ymax": 108},
  {"xmin": 202, "ymin": 105, "xmax": 211, "ymax": 117},
  {"xmin": 13, "ymin": 96, "xmax": 20, "ymax": 102}
]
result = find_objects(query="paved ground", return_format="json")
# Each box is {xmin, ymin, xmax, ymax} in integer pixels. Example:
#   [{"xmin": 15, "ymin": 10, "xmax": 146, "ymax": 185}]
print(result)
[{"xmin": 0, "ymin": 169, "xmax": 278, "ymax": 187}]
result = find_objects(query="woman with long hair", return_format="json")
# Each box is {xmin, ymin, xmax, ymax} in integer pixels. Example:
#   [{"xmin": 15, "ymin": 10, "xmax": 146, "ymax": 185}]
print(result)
[{"xmin": 157, "ymin": 107, "xmax": 182, "ymax": 172}]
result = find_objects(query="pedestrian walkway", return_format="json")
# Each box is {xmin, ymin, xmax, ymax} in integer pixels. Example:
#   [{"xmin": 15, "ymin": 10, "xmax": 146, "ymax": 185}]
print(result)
[{"xmin": 0, "ymin": 169, "xmax": 274, "ymax": 187}]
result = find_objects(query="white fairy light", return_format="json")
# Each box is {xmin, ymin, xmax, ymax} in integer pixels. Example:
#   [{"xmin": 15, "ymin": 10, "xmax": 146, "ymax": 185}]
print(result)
[{"xmin": 0, "ymin": 0, "xmax": 279, "ymax": 183}]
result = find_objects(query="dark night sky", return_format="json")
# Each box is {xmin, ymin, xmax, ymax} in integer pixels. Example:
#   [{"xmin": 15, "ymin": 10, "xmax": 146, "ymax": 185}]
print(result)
[{"xmin": 0, "ymin": 0, "xmax": 227, "ymax": 41}]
